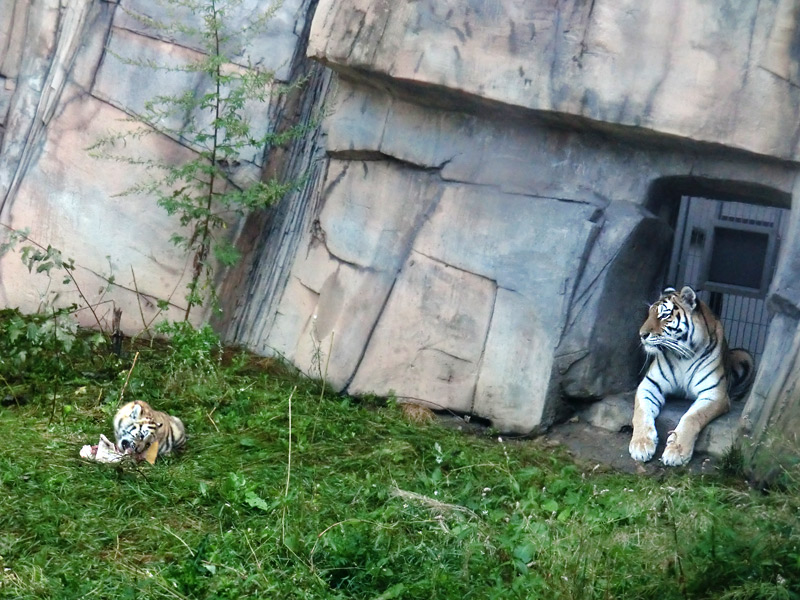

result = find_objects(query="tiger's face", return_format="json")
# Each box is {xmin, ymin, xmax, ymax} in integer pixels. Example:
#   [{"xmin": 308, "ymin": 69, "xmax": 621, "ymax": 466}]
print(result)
[
  {"xmin": 115, "ymin": 404, "xmax": 163, "ymax": 454},
  {"xmin": 114, "ymin": 400, "xmax": 186, "ymax": 459},
  {"xmin": 639, "ymin": 286, "xmax": 699, "ymax": 359}
]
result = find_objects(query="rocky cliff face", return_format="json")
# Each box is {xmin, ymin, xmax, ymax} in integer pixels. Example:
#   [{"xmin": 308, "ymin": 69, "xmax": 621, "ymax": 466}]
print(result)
[
  {"xmin": 228, "ymin": 73, "xmax": 794, "ymax": 433},
  {"xmin": 0, "ymin": 0, "xmax": 311, "ymax": 327},
  {"xmin": 308, "ymin": 0, "xmax": 800, "ymax": 161},
  {"xmin": 4, "ymin": 1, "xmax": 800, "ymax": 444},
  {"xmin": 228, "ymin": 0, "xmax": 800, "ymax": 434}
]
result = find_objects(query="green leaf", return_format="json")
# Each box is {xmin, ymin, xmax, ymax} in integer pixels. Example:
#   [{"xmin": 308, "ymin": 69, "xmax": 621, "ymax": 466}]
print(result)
[
  {"xmin": 283, "ymin": 535, "xmax": 300, "ymax": 553},
  {"xmin": 8, "ymin": 318, "xmax": 25, "ymax": 342},
  {"xmin": 13, "ymin": 349, "xmax": 27, "ymax": 365},
  {"xmin": 244, "ymin": 490, "xmax": 271, "ymax": 512},
  {"xmin": 513, "ymin": 541, "xmax": 536, "ymax": 564},
  {"xmin": 542, "ymin": 499, "xmax": 559, "ymax": 513},
  {"xmin": 89, "ymin": 333, "xmax": 107, "ymax": 348},
  {"xmin": 375, "ymin": 583, "xmax": 406, "ymax": 600},
  {"xmin": 26, "ymin": 322, "xmax": 40, "ymax": 341},
  {"xmin": 213, "ymin": 240, "xmax": 241, "ymax": 267},
  {"xmin": 36, "ymin": 261, "xmax": 54, "ymax": 274},
  {"xmin": 431, "ymin": 466, "xmax": 442, "ymax": 483}
]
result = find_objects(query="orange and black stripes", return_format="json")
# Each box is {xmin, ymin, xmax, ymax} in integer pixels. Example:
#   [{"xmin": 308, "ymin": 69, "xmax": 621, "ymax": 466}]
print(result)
[
  {"xmin": 113, "ymin": 400, "xmax": 186, "ymax": 458},
  {"xmin": 630, "ymin": 286, "xmax": 755, "ymax": 466}
]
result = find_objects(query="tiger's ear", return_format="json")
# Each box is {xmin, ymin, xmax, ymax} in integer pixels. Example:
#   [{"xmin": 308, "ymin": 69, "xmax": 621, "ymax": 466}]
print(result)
[
  {"xmin": 680, "ymin": 286, "xmax": 697, "ymax": 310},
  {"xmin": 130, "ymin": 403, "xmax": 142, "ymax": 419},
  {"xmin": 663, "ymin": 286, "xmax": 676, "ymax": 294}
]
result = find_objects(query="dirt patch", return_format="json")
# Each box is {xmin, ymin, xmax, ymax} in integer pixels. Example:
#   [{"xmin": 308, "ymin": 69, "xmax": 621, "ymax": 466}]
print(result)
[
  {"xmin": 545, "ymin": 419, "xmax": 721, "ymax": 475},
  {"xmin": 437, "ymin": 402, "xmax": 728, "ymax": 476}
]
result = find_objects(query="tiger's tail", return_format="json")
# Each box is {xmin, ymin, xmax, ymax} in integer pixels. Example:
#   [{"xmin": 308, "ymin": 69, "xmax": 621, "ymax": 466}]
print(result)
[{"xmin": 727, "ymin": 348, "xmax": 755, "ymax": 400}]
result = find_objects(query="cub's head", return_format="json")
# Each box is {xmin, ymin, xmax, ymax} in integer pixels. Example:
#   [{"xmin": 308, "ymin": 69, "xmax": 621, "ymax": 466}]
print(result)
[
  {"xmin": 115, "ymin": 402, "xmax": 162, "ymax": 455},
  {"xmin": 639, "ymin": 286, "xmax": 700, "ymax": 359}
]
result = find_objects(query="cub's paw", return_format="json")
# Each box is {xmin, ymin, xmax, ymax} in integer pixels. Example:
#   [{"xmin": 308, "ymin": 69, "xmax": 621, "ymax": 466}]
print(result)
[
  {"xmin": 629, "ymin": 434, "xmax": 657, "ymax": 463},
  {"xmin": 660, "ymin": 432, "xmax": 692, "ymax": 467}
]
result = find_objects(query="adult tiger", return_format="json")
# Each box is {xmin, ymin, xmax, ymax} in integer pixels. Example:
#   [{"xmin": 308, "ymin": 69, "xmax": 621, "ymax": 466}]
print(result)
[
  {"xmin": 629, "ymin": 286, "xmax": 755, "ymax": 466},
  {"xmin": 113, "ymin": 400, "xmax": 186, "ymax": 458}
]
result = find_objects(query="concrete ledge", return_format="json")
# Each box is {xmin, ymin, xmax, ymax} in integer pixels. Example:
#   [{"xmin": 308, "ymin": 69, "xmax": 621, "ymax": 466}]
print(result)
[{"xmin": 578, "ymin": 392, "xmax": 743, "ymax": 459}]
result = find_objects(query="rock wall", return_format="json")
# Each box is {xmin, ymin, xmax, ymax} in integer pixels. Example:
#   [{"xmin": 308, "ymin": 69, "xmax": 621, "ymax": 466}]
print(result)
[
  {"xmin": 308, "ymin": 0, "xmax": 800, "ymax": 161},
  {"xmin": 264, "ymin": 0, "xmax": 800, "ymax": 436},
  {"xmin": 0, "ymin": 0, "xmax": 311, "ymax": 329},
  {"xmin": 745, "ymin": 176, "xmax": 800, "ymax": 479},
  {"xmin": 226, "ymin": 0, "xmax": 800, "ymax": 435},
  {"xmin": 227, "ymin": 76, "xmax": 796, "ymax": 433}
]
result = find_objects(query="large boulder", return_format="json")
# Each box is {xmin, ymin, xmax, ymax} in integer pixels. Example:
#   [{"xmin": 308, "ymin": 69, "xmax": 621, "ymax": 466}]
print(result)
[
  {"xmin": 556, "ymin": 202, "xmax": 673, "ymax": 400},
  {"xmin": 229, "ymin": 68, "xmax": 797, "ymax": 433},
  {"xmin": 309, "ymin": 0, "xmax": 800, "ymax": 161}
]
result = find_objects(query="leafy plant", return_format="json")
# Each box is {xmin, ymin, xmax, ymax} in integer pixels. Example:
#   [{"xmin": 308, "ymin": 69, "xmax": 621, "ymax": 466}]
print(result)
[
  {"xmin": 156, "ymin": 320, "xmax": 222, "ymax": 371},
  {"xmin": 0, "ymin": 224, "xmax": 114, "ymax": 335},
  {"xmin": 0, "ymin": 228, "xmax": 113, "ymax": 409},
  {"xmin": 88, "ymin": 0, "xmax": 306, "ymax": 320}
]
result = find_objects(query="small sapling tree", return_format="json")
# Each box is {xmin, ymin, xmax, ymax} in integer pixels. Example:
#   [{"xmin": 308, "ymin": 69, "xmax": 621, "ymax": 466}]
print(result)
[{"xmin": 89, "ymin": 0, "xmax": 304, "ymax": 320}]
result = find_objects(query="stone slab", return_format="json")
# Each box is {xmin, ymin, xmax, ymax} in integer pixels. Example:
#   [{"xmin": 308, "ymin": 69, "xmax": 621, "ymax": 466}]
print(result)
[
  {"xmin": 263, "ymin": 273, "xmax": 320, "ymax": 363},
  {"xmin": 473, "ymin": 288, "xmax": 557, "ymax": 433},
  {"xmin": 317, "ymin": 159, "xmax": 439, "ymax": 270},
  {"xmin": 323, "ymin": 80, "xmax": 391, "ymax": 154},
  {"xmin": 326, "ymin": 78, "xmax": 797, "ymax": 214},
  {"xmin": 579, "ymin": 392, "xmax": 743, "ymax": 459},
  {"xmin": 412, "ymin": 184, "xmax": 599, "ymax": 315},
  {"xmin": 0, "ymin": 88, "xmax": 204, "ymax": 329},
  {"xmin": 768, "ymin": 177, "xmax": 800, "ymax": 319},
  {"xmin": 270, "ymin": 157, "xmax": 442, "ymax": 387},
  {"xmin": 293, "ymin": 264, "xmax": 395, "ymax": 390},
  {"xmin": 349, "ymin": 251, "xmax": 496, "ymax": 411},
  {"xmin": 557, "ymin": 201, "xmax": 673, "ymax": 399},
  {"xmin": 115, "ymin": 0, "xmax": 306, "ymax": 81},
  {"xmin": 93, "ymin": 26, "xmax": 273, "ymax": 179},
  {"xmin": 309, "ymin": 0, "xmax": 800, "ymax": 161}
]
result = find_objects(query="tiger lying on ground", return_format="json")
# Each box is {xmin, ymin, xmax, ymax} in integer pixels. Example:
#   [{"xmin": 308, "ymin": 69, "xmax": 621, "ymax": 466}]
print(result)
[
  {"xmin": 113, "ymin": 400, "xmax": 186, "ymax": 458},
  {"xmin": 629, "ymin": 286, "xmax": 755, "ymax": 466}
]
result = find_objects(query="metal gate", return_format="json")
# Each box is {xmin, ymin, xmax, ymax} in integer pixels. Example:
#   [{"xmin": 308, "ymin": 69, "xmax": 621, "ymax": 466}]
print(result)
[{"xmin": 667, "ymin": 196, "xmax": 788, "ymax": 362}]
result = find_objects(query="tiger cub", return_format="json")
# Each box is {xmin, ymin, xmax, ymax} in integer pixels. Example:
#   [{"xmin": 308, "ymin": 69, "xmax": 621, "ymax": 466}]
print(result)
[
  {"xmin": 113, "ymin": 400, "xmax": 186, "ymax": 458},
  {"xmin": 629, "ymin": 286, "xmax": 755, "ymax": 466}
]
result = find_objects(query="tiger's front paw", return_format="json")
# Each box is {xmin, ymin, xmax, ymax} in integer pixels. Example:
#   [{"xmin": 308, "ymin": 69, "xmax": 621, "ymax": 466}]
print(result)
[
  {"xmin": 660, "ymin": 431, "xmax": 692, "ymax": 466},
  {"xmin": 629, "ymin": 433, "xmax": 658, "ymax": 463}
]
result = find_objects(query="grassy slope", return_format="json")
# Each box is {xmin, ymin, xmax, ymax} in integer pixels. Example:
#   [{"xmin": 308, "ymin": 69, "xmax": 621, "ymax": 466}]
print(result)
[{"xmin": 0, "ymin": 331, "xmax": 798, "ymax": 600}]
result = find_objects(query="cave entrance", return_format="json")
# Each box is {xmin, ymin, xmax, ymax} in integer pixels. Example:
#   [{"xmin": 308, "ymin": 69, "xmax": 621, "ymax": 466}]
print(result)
[{"xmin": 667, "ymin": 196, "xmax": 788, "ymax": 362}]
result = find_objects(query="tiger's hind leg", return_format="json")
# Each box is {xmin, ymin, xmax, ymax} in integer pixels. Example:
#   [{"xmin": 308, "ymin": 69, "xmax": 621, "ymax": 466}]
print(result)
[
  {"xmin": 629, "ymin": 378, "xmax": 665, "ymax": 463},
  {"xmin": 661, "ymin": 391, "xmax": 730, "ymax": 466}
]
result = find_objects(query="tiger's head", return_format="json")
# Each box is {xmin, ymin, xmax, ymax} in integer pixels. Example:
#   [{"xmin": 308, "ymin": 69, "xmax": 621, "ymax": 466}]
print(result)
[
  {"xmin": 115, "ymin": 402, "xmax": 163, "ymax": 455},
  {"xmin": 639, "ymin": 286, "xmax": 704, "ymax": 360}
]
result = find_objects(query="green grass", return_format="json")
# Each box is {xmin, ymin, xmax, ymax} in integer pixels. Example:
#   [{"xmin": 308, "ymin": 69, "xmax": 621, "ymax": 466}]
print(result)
[{"xmin": 0, "ymin": 322, "xmax": 799, "ymax": 599}]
